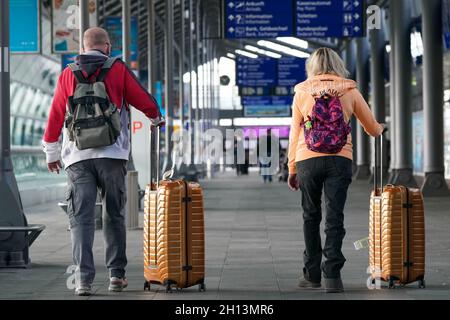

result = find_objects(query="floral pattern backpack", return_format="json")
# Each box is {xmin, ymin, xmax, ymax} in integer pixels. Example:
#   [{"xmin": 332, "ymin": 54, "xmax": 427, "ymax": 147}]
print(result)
[{"xmin": 302, "ymin": 92, "xmax": 351, "ymax": 154}]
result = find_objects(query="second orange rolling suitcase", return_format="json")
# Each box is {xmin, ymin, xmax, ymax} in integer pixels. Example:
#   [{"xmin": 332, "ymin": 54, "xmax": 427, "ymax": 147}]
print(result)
[
  {"xmin": 143, "ymin": 127, "xmax": 205, "ymax": 292},
  {"xmin": 369, "ymin": 134, "xmax": 425, "ymax": 288}
]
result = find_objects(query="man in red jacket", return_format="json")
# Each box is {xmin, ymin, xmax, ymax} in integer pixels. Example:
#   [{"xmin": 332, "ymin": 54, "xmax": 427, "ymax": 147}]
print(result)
[{"xmin": 43, "ymin": 27, "xmax": 163, "ymax": 296}]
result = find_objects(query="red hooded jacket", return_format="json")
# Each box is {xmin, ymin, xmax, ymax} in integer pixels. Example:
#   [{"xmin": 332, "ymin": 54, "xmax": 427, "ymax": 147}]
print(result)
[{"xmin": 43, "ymin": 54, "xmax": 160, "ymax": 144}]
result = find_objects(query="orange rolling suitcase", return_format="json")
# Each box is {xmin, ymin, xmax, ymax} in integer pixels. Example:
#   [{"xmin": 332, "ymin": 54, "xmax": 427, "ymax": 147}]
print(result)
[
  {"xmin": 369, "ymin": 133, "xmax": 425, "ymax": 289},
  {"xmin": 143, "ymin": 127, "xmax": 205, "ymax": 293}
]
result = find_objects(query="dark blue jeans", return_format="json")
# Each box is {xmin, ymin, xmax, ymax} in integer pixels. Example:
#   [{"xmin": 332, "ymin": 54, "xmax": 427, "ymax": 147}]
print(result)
[{"xmin": 296, "ymin": 156, "xmax": 353, "ymax": 281}]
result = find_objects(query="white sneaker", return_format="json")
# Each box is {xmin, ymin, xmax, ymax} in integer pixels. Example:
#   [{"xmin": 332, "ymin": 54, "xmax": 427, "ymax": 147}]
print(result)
[
  {"xmin": 108, "ymin": 277, "xmax": 128, "ymax": 292},
  {"xmin": 75, "ymin": 285, "xmax": 92, "ymax": 296}
]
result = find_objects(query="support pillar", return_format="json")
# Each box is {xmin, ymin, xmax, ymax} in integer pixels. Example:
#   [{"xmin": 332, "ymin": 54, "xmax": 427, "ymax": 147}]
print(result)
[
  {"xmin": 388, "ymin": 2, "xmax": 397, "ymax": 183},
  {"xmin": 344, "ymin": 41, "xmax": 357, "ymax": 174},
  {"xmin": 369, "ymin": 11, "xmax": 388, "ymax": 180},
  {"xmin": 164, "ymin": 0, "xmax": 175, "ymax": 171},
  {"xmin": 421, "ymin": 0, "xmax": 450, "ymax": 196},
  {"xmin": 355, "ymin": 38, "xmax": 371, "ymax": 179},
  {"xmin": 186, "ymin": 0, "xmax": 198, "ymax": 181},
  {"xmin": 147, "ymin": 0, "xmax": 158, "ymax": 182},
  {"xmin": 79, "ymin": 0, "xmax": 89, "ymax": 52},
  {"xmin": 391, "ymin": 0, "xmax": 417, "ymax": 187},
  {"xmin": 0, "ymin": 0, "xmax": 28, "ymax": 267}
]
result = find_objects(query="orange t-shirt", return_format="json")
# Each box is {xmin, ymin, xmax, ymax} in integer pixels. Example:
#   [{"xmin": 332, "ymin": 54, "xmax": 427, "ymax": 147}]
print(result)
[{"xmin": 288, "ymin": 74, "xmax": 383, "ymax": 174}]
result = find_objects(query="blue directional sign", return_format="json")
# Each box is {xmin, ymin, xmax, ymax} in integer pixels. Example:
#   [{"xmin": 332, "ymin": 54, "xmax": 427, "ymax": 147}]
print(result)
[
  {"xmin": 296, "ymin": 0, "xmax": 364, "ymax": 38},
  {"xmin": 242, "ymin": 96, "xmax": 292, "ymax": 117},
  {"xmin": 105, "ymin": 16, "xmax": 140, "ymax": 69},
  {"xmin": 444, "ymin": 0, "xmax": 450, "ymax": 50},
  {"xmin": 10, "ymin": 0, "xmax": 40, "ymax": 53},
  {"xmin": 239, "ymin": 87, "xmax": 272, "ymax": 96},
  {"xmin": 62, "ymin": 54, "xmax": 78, "ymax": 70},
  {"xmin": 236, "ymin": 57, "xmax": 277, "ymax": 87},
  {"xmin": 277, "ymin": 57, "xmax": 307, "ymax": 86},
  {"xmin": 225, "ymin": 0, "xmax": 294, "ymax": 39}
]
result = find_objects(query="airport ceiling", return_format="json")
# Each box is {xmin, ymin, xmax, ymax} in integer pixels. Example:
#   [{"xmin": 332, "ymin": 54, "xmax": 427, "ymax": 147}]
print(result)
[
  {"xmin": 41, "ymin": 0, "xmax": 389, "ymax": 74},
  {"xmin": 97, "ymin": 0, "xmax": 227, "ymax": 73},
  {"xmin": 95, "ymin": 0, "xmax": 342, "ymax": 73}
]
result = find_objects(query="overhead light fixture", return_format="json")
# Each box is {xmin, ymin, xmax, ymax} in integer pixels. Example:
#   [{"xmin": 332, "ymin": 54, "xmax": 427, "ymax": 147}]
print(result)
[
  {"xmin": 233, "ymin": 117, "xmax": 292, "ymax": 126},
  {"xmin": 183, "ymin": 72, "xmax": 190, "ymax": 83},
  {"xmin": 235, "ymin": 49, "xmax": 259, "ymax": 59},
  {"xmin": 244, "ymin": 45, "xmax": 282, "ymax": 59},
  {"xmin": 257, "ymin": 40, "xmax": 310, "ymax": 58},
  {"xmin": 276, "ymin": 37, "xmax": 309, "ymax": 49},
  {"xmin": 226, "ymin": 53, "xmax": 236, "ymax": 59},
  {"xmin": 410, "ymin": 31, "xmax": 423, "ymax": 59},
  {"xmin": 219, "ymin": 119, "xmax": 233, "ymax": 127}
]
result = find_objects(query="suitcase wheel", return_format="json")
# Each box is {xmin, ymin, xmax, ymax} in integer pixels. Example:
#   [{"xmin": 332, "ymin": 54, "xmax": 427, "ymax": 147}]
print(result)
[
  {"xmin": 388, "ymin": 279, "xmax": 395, "ymax": 289},
  {"xmin": 418, "ymin": 279, "xmax": 426, "ymax": 289},
  {"xmin": 198, "ymin": 283, "xmax": 206, "ymax": 292},
  {"xmin": 144, "ymin": 281, "xmax": 150, "ymax": 291}
]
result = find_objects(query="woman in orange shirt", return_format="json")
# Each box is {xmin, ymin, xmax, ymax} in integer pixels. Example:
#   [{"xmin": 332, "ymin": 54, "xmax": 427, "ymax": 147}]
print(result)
[{"xmin": 288, "ymin": 47, "xmax": 384, "ymax": 293}]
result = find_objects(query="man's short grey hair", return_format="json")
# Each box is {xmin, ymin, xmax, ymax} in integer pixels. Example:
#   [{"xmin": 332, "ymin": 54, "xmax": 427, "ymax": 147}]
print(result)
[{"xmin": 83, "ymin": 27, "xmax": 110, "ymax": 49}]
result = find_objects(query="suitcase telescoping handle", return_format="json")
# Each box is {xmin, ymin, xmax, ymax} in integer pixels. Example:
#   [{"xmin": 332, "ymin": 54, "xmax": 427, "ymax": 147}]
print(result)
[
  {"xmin": 150, "ymin": 125, "xmax": 160, "ymax": 186},
  {"xmin": 149, "ymin": 124, "xmax": 174, "ymax": 186},
  {"xmin": 373, "ymin": 126, "xmax": 386, "ymax": 196}
]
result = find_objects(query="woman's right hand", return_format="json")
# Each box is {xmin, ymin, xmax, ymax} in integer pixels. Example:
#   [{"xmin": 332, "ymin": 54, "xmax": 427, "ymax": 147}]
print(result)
[{"xmin": 288, "ymin": 174, "xmax": 300, "ymax": 191}]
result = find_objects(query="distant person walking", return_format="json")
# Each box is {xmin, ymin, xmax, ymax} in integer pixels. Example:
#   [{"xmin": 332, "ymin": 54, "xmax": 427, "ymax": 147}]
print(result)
[
  {"xmin": 287, "ymin": 47, "xmax": 384, "ymax": 293},
  {"xmin": 43, "ymin": 27, "xmax": 163, "ymax": 296},
  {"xmin": 259, "ymin": 129, "xmax": 273, "ymax": 183}
]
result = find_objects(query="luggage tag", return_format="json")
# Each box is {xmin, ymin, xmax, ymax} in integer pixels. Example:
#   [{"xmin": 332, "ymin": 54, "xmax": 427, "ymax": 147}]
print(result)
[{"xmin": 354, "ymin": 237, "xmax": 369, "ymax": 250}]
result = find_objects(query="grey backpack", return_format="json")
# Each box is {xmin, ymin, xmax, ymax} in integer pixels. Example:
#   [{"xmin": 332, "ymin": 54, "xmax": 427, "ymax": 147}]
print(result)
[{"xmin": 65, "ymin": 58, "xmax": 121, "ymax": 150}]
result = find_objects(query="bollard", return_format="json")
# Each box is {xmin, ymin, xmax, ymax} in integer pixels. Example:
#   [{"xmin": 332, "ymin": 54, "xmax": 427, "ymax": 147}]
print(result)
[
  {"xmin": 126, "ymin": 171, "xmax": 139, "ymax": 230},
  {"xmin": 0, "ymin": 252, "xmax": 8, "ymax": 267},
  {"xmin": 8, "ymin": 251, "xmax": 25, "ymax": 268}
]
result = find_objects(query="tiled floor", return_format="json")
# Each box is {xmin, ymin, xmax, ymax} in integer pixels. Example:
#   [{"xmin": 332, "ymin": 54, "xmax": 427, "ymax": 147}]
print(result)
[{"xmin": 1, "ymin": 171, "xmax": 449, "ymax": 300}]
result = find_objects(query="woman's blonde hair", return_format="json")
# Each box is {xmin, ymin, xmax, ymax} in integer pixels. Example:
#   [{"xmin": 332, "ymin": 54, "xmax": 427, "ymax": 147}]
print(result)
[{"xmin": 306, "ymin": 47, "xmax": 350, "ymax": 78}]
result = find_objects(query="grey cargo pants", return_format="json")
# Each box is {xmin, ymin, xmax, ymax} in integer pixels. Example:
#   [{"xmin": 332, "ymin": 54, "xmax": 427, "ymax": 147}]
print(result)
[{"xmin": 66, "ymin": 158, "xmax": 128, "ymax": 285}]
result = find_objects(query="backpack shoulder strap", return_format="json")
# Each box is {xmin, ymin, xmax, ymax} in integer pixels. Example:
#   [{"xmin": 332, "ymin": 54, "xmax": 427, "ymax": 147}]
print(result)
[
  {"xmin": 68, "ymin": 63, "xmax": 89, "ymax": 84},
  {"xmin": 96, "ymin": 57, "xmax": 118, "ymax": 82}
]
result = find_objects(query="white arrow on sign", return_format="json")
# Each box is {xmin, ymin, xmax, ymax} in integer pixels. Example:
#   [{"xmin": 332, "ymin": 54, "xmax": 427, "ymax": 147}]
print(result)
[
  {"xmin": 228, "ymin": 2, "xmax": 234, "ymax": 8},
  {"xmin": 229, "ymin": 15, "xmax": 234, "ymax": 21},
  {"xmin": 229, "ymin": 27, "xmax": 235, "ymax": 33},
  {"xmin": 354, "ymin": 1, "xmax": 360, "ymax": 7},
  {"xmin": 354, "ymin": 13, "xmax": 360, "ymax": 19},
  {"xmin": 354, "ymin": 26, "xmax": 360, "ymax": 32}
]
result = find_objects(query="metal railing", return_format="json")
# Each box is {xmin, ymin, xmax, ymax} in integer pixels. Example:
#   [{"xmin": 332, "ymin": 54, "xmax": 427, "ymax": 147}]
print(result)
[{"xmin": 11, "ymin": 146, "xmax": 43, "ymax": 155}]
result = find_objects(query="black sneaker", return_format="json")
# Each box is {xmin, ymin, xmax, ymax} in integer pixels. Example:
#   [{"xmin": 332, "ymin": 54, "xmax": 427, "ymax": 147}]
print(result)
[
  {"xmin": 298, "ymin": 277, "xmax": 321, "ymax": 288},
  {"xmin": 324, "ymin": 278, "xmax": 344, "ymax": 293}
]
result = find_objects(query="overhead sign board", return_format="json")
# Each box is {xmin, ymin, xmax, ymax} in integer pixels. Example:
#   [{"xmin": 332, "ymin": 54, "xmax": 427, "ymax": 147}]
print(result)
[
  {"xmin": 296, "ymin": 0, "xmax": 364, "ymax": 37},
  {"xmin": 10, "ymin": 0, "xmax": 40, "ymax": 53},
  {"xmin": 444, "ymin": 0, "xmax": 450, "ymax": 50},
  {"xmin": 242, "ymin": 96, "xmax": 292, "ymax": 117},
  {"xmin": 61, "ymin": 53, "xmax": 78, "ymax": 70},
  {"xmin": 237, "ymin": 57, "xmax": 307, "ymax": 97},
  {"xmin": 277, "ymin": 57, "xmax": 307, "ymax": 86},
  {"xmin": 236, "ymin": 57, "xmax": 277, "ymax": 87},
  {"xmin": 239, "ymin": 87, "xmax": 272, "ymax": 96},
  {"xmin": 225, "ymin": 0, "xmax": 294, "ymax": 39},
  {"xmin": 104, "ymin": 16, "xmax": 140, "ymax": 69},
  {"xmin": 225, "ymin": 0, "xmax": 365, "ymax": 39}
]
